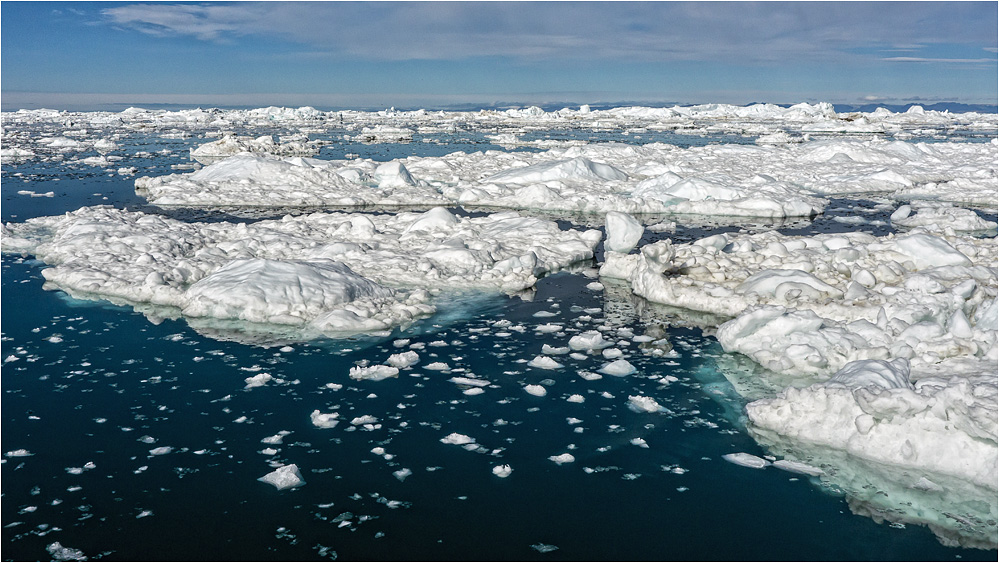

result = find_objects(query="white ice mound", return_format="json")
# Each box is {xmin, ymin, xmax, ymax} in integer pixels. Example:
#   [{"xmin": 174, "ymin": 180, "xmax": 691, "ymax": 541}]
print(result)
[
  {"xmin": 891, "ymin": 203, "xmax": 998, "ymax": 233},
  {"xmin": 485, "ymin": 156, "xmax": 627, "ymax": 184},
  {"xmin": 349, "ymin": 364, "xmax": 400, "ymax": 381},
  {"xmin": 2, "ymin": 206, "xmax": 598, "ymax": 340},
  {"xmin": 182, "ymin": 259, "xmax": 396, "ymax": 326},
  {"xmin": 568, "ymin": 330, "xmax": 613, "ymax": 351},
  {"xmin": 137, "ymin": 153, "xmax": 445, "ymax": 207},
  {"xmin": 190, "ymin": 133, "xmax": 318, "ymax": 160},
  {"xmin": 258, "ymin": 463, "xmax": 306, "ymax": 490},
  {"xmin": 747, "ymin": 359, "xmax": 998, "ymax": 490}
]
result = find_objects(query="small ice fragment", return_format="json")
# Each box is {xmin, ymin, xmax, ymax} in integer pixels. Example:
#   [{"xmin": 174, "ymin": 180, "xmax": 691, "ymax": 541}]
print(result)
[
  {"xmin": 4, "ymin": 449, "xmax": 32, "ymax": 457},
  {"xmin": 541, "ymin": 344, "xmax": 569, "ymax": 355},
  {"xmin": 258, "ymin": 464, "xmax": 305, "ymax": 490},
  {"xmin": 722, "ymin": 453, "xmax": 770, "ymax": 469},
  {"xmin": 46, "ymin": 542, "xmax": 87, "ymax": 561},
  {"xmin": 602, "ymin": 348, "xmax": 624, "ymax": 359},
  {"xmin": 425, "ymin": 362, "xmax": 450, "ymax": 371},
  {"xmin": 350, "ymin": 415, "xmax": 378, "ymax": 425},
  {"xmin": 386, "ymin": 351, "xmax": 419, "ymax": 368},
  {"xmin": 567, "ymin": 394, "xmax": 585, "ymax": 403},
  {"xmin": 598, "ymin": 359, "xmax": 636, "ymax": 376},
  {"xmin": 533, "ymin": 310, "xmax": 558, "ymax": 318},
  {"xmin": 392, "ymin": 468, "xmax": 412, "ymax": 482},
  {"xmin": 149, "ymin": 446, "xmax": 172, "ymax": 456},
  {"xmin": 244, "ymin": 373, "xmax": 273, "ymax": 389},
  {"xmin": 261, "ymin": 448, "xmax": 279, "ymax": 456},
  {"xmin": 568, "ymin": 331, "xmax": 612, "ymax": 351},
  {"xmin": 531, "ymin": 543, "xmax": 559, "ymax": 553},
  {"xmin": 524, "ymin": 384, "xmax": 547, "ymax": 397},
  {"xmin": 492, "ymin": 464, "xmax": 513, "ymax": 478},
  {"xmin": 630, "ymin": 437, "xmax": 649, "ymax": 448},
  {"xmin": 586, "ymin": 282, "xmax": 604, "ymax": 291},
  {"xmin": 324, "ymin": 383, "xmax": 343, "ymax": 390},
  {"xmin": 441, "ymin": 433, "xmax": 475, "ymax": 445},
  {"xmin": 310, "ymin": 410, "xmax": 339, "ymax": 429},
  {"xmin": 349, "ymin": 365, "xmax": 399, "ymax": 381},
  {"xmin": 527, "ymin": 355, "xmax": 563, "ymax": 370},
  {"xmin": 627, "ymin": 395, "xmax": 664, "ymax": 413},
  {"xmin": 549, "ymin": 453, "xmax": 575, "ymax": 465},
  {"xmin": 463, "ymin": 388, "xmax": 485, "ymax": 396}
]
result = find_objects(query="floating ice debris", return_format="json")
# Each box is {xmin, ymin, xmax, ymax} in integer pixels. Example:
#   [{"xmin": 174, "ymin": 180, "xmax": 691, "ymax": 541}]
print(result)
[
  {"xmin": 385, "ymin": 351, "xmax": 419, "ymax": 368},
  {"xmin": 568, "ymin": 331, "xmax": 613, "ymax": 351},
  {"xmin": 310, "ymin": 410, "xmax": 339, "ymax": 429},
  {"xmin": 567, "ymin": 394, "xmax": 585, "ymax": 403},
  {"xmin": 627, "ymin": 395, "xmax": 665, "ymax": 413},
  {"xmin": 424, "ymin": 362, "xmax": 450, "ymax": 371},
  {"xmin": 244, "ymin": 373, "xmax": 273, "ymax": 389},
  {"xmin": 323, "ymin": 383, "xmax": 343, "ymax": 391},
  {"xmin": 630, "ymin": 438, "xmax": 650, "ymax": 448},
  {"xmin": 440, "ymin": 433, "xmax": 475, "ymax": 446},
  {"xmin": 722, "ymin": 453, "xmax": 770, "ymax": 469},
  {"xmin": 533, "ymin": 310, "xmax": 558, "ymax": 318},
  {"xmin": 772, "ymin": 460, "xmax": 824, "ymax": 476},
  {"xmin": 148, "ymin": 446, "xmax": 173, "ymax": 456},
  {"xmin": 258, "ymin": 464, "xmax": 306, "ymax": 490},
  {"xmin": 349, "ymin": 415, "xmax": 378, "ymax": 426},
  {"xmin": 449, "ymin": 376, "xmax": 490, "ymax": 387},
  {"xmin": 349, "ymin": 365, "xmax": 399, "ymax": 381},
  {"xmin": 524, "ymin": 384, "xmax": 548, "ymax": 397},
  {"xmin": 527, "ymin": 355, "xmax": 564, "ymax": 370},
  {"xmin": 531, "ymin": 543, "xmax": 559, "ymax": 553},
  {"xmin": 548, "ymin": 453, "xmax": 575, "ymax": 465},
  {"xmin": 534, "ymin": 323, "xmax": 563, "ymax": 333},
  {"xmin": 598, "ymin": 359, "xmax": 637, "ymax": 376},
  {"xmin": 262, "ymin": 431, "xmax": 291, "ymax": 445},
  {"xmin": 392, "ymin": 468, "xmax": 412, "ymax": 482},
  {"xmin": 492, "ymin": 464, "xmax": 513, "ymax": 478},
  {"xmin": 46, "ymin": 542, "xmax": 87, "ymax": 561},
  {"xmin": 4, "ymin": 449, "xmax": 32, "ymax": 457}
]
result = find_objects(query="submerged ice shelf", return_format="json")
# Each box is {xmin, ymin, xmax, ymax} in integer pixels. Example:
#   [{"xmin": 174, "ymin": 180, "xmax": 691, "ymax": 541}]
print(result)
[{"xmin": 2, "ymin": 102, "xmax": 997, "ymax": 558}]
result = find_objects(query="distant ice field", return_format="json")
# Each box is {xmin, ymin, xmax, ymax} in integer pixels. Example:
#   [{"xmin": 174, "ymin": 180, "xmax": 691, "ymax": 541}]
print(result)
[{"xmin": 2, "ymin": 103, "xmax": 997, "ymax": 560}]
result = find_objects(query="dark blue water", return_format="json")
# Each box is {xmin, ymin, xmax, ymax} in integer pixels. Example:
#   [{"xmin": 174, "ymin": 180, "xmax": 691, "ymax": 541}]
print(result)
[{"xmin": 2, "ymin": 128, "xmax": 996, "ymax": 561}]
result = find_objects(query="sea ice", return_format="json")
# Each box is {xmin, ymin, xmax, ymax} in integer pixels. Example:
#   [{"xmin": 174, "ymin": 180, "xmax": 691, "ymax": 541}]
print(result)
[{"xmin": 258, "ymin": 464, "xmax": 306, "ymax": 490}]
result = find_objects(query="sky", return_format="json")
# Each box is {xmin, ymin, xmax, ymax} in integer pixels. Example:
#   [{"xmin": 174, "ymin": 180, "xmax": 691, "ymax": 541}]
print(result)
[{"xmin": 2, "ymin": 1, "xmax": 997, "ymax": 110}]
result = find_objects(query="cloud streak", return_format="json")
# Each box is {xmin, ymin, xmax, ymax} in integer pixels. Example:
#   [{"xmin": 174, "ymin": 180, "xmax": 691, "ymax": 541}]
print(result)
[{"xmin": 101, "ymin": 2, "xmax": 999, "ymax": 65}]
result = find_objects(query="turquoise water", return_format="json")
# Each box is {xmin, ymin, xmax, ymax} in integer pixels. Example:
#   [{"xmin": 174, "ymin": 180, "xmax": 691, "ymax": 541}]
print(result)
[{"xmin": 2, "ymin": 129, "xmax": 996, "ymax": 561}]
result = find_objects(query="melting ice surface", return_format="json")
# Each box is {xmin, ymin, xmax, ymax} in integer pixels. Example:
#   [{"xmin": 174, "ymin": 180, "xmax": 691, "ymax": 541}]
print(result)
[{"xmin": 2, "ymin": 103, "xmax": 997, "ymax": 560}]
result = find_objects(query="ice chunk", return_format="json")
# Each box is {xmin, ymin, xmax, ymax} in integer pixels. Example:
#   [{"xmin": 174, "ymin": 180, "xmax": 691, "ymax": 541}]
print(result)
[
  {"xmin": 568, "ymin": 330, "xmax": 613, "ymax": 351},
  {"xmin": 46, "ymin": 542, "xmax": 87, "ymax": 561},
  {"xmin": 604, "ymin": 212, "xmax": 644, "ymax": 253},
  {"xmin": 310, "ymin": 410, "xmax": 340, "ymax": 429},
  {"xmin": 627, "ymin": 395, "xmax": 665, "ymax": 413},
  {"xmin": 524, "ymin": 384, "xmax": 548, "ymax": 397},
  {"xmin": 492, "ymin": 464, "xmax": 513, "ymax": 478},
  {"xmin": 548, "ymin": 453, "xmax": 575, "ymax": 465},
  {"xmin": 598, "ymin": 359, "xmax": 637, "ymax": 376},
  {"xmin": 349, "ymin": 365, "xmax": 399, "ymax": 381},
  {"xmin": 258, "ymin": 464, "xmax": 306, "ymax": 490},
  {"xmin": 527, "ymin": 355, "xmax": 564, "ymax": 370},
  {"xmin": 386, "ymin": 351, "xmax": 419, "ymax": 368},
  {"xmin": 722, "ymin": 453, "xmax": 770, "ymax": 469},
  {"xmin": 440, "ymin": 433, "xmax": 475, "ymax": 445}
]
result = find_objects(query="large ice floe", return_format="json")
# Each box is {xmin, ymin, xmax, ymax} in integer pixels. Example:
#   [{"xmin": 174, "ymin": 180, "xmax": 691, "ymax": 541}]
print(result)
[
  {"xmin": 601, "ymin": 214, "xmax": 997, "ymax": 499},
  {"xmin": 2, "ymin": 206, "xmax": 599, "ymax": 339},
  {"xmin": 134, "ymin": 137, "xmax": 996, "ymax": 216}
]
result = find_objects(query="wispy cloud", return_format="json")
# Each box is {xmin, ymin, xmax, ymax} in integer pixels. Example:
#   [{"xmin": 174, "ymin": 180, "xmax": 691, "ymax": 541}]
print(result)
[
  {"xmin": 100, "ymin": 2, "xmax": 998, "ymax": 64},
  {"xmin": 883, "ymin": 57, "xmax": 995, "ymax": 63}
]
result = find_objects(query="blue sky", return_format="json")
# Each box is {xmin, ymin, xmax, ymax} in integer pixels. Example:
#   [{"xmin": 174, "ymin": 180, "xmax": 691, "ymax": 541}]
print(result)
[{"xmin": 2, "ymin": 1, "xmax": 996, "ymax": 110}]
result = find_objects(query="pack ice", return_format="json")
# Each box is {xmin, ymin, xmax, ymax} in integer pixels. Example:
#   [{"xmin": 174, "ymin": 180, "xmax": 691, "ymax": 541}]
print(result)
[
  {"xmin": 603, "ymin": 221, "xmax": 997, "ymax": 489},
  {"xmin": 2, "ymin": 206, "xmax": 599, "ymax": 339}
]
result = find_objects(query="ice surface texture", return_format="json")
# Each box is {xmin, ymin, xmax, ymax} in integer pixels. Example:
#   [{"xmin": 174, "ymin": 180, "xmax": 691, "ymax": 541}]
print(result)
[{"xmin": 2, "ymin": 206, "xmax": 599, "ymax": 338}]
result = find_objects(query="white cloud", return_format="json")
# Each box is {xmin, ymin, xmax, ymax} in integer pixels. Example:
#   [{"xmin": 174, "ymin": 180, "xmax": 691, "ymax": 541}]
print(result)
[{"xmin": 99, "ymin": 2, "xmax": 998, "ymax": 65}]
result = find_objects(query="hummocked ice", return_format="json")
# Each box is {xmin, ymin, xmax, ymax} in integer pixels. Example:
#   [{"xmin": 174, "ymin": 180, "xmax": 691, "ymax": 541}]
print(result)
[{"xmin": 1, "ymin": 102, "xmax": 997, "ymax": 560}]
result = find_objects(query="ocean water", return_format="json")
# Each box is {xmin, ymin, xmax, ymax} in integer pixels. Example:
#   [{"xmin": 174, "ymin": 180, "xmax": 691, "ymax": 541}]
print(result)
[{"xmin": 2, "ymin": 127, "xmax": 997, "ymax": 561}]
